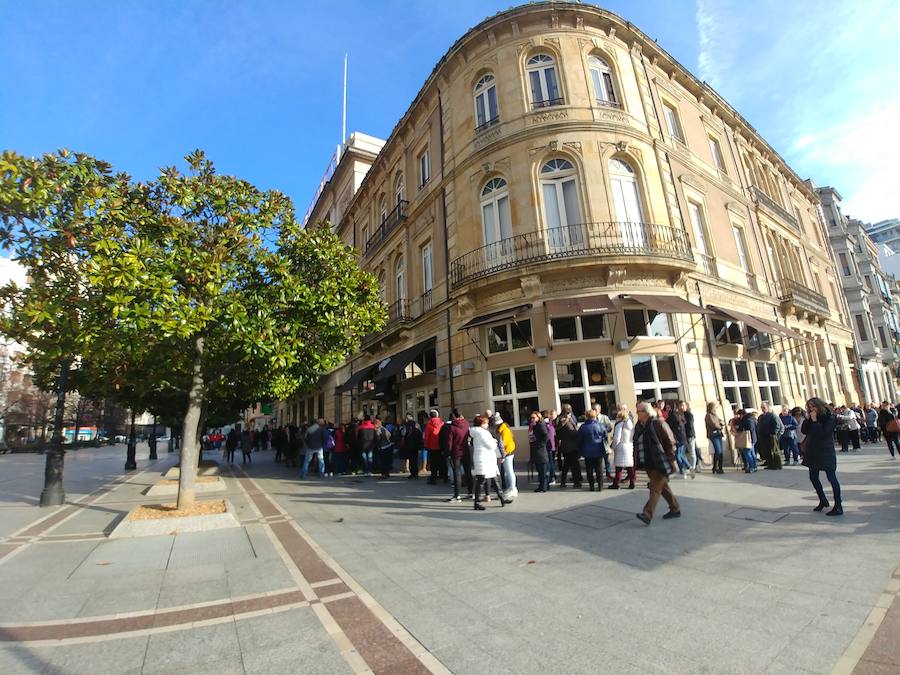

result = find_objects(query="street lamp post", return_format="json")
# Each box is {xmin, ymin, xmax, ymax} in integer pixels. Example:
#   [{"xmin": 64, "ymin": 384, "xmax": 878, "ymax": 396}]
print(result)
[
  {"xmin": 125, "ymin": 410, "xmax": 137, "ymax": 470},
  {"xmin": 148, "ymin": 414, "xmax": 158, "ymax": 460},
  {"xmin": 39, "ymin": 360, "xmax": 70, "ymax": 507}
]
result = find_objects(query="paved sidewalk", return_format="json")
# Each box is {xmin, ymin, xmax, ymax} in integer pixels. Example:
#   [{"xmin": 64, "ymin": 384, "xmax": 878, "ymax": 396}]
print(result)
[{"xmin": 0, "ymin": 443, "xmax": 897, "ymax": 674}]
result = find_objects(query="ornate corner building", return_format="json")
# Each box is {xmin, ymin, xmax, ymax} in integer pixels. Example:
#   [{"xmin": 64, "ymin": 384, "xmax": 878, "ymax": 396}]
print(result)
[{"xmin": 281, "ymin": 2, "xmax": 859, "ymax": 446}]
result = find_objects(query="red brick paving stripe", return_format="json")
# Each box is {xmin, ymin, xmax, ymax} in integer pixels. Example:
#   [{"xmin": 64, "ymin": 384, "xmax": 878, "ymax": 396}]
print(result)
[
  {"xmin": 268, "ymin": 521, "xmax": 337, "ymax": 584},
  {"xmin": 325, "ymin": 596, "xmax": 430, "ymax": 675},
  {"xmin": 17, "ymin": 506, "xmax": 77, "ymax": 538},
  {"xmin": 854, "ymin": 592, "xmax": 900, "ymax": 673},
  {"xmin": 0, "ymin": 589, "xmax": 308, "ymax": 642},
  {"xmin": 317, "ymin": 582, "xmax": 351, "ymax": 599},
  {"xmin": 0, "ymin": 544, "xmax": 21, "ymax": 561}
]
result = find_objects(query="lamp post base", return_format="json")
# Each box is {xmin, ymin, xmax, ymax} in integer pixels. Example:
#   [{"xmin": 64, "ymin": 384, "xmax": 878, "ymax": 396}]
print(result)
[
  {"xmin": 39, "ymin": 447, "xmax": 66, "ymax": 507},
  {"xmin": 125, "ymin": 439, "xmax": 137, "ymax": 470}
]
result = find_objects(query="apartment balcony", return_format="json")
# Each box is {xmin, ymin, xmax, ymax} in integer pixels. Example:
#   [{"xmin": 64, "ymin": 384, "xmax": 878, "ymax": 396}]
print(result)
[
  {"xmin": 361, "ymin": 298, "xmax": 412, "ymax": 348},
  {"xmin": 450, "ymin": 221, "xmax": 694, "ymax": 289},
  {"xmin": 364, "ymin": 200, "xmax": 408, "ymax": 256},
  {"xmin": 698, "ymin": 252, "xmax": 718, "ymax": 278},
  {"xmin": 777, "ymin": 278, "xmax": 831, "ymax": 322},
  {"xmin": 531, "ymin": 97, "xmax": 565, "ymax": 111},
  {"xmin": 411, "ymin": 289, "xmax": 433, "ymax": 318},
  {"xmin": 751, "ymin": 186, "xmax": 800, "ymax": 232}
]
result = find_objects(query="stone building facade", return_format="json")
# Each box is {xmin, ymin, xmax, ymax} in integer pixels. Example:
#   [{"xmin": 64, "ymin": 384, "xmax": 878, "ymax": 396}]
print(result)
[{"xmin": 281, "ymin": 2, "xmax": 856, "ymax": 451}]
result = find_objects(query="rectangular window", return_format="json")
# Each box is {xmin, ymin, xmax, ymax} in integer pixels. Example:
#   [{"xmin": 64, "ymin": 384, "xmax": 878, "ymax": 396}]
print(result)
[
  {"xmin": 421, "ymin": 243, "xmax": 433, "ymax": 292},
  {"xmin": 624, "ymin": 309, "xmax": 671, "ymax": 338},
  {"xmin": 549, "ymin": 315, "xmax": 608, "ymax": 343},
  {"xmin": 708, "ymin": 135, "xmax": 726, "ymax": 171},
  {"xmin": 688, "ymin": 201, "xmax": 709, "ymax": 256},
  {"xmin": 663, "ymin": 103, "xmax": 684, "ymax": 142},
  {"xmin": 632, "ymin": 354, "xmax": 681, "ymax": 403},
  {"xmin": 878, "ymin": 326, "xmax": 888, "ymax": 348},
  {"xmin": 720, "ymin": 359, "xmax": 754, "ymax": 411},
  {"xmin": 854, "ymin": 314, "xmax": 869, "ymax": 341},
  {"xmin": 554, "ymin": 358, "xmax": 616, "ymax": 420},
  {"xmin": 711, "ymin": 318, "xmax": 742, "ymax": 345},
  {"xmin": 418, "ymin": 149, "xmax": 430, "ymax": 187},
  {"xmin": 755, "ymin": 361, "xmax": 782, "ymax": 406},
  {"xmin": 486, "ymin": 319, "xmax": 532, "ymax": 354},
  {"xmin": 732, "ymin": 225, "xmax": 750, "ymax": 273},
  {"xmin": 839, "ymin": 252, "xmax": 851, "ymax": 276},
  {"xmin": 489, "ymin": 365, "xmax": 538, "ymax": 428}
]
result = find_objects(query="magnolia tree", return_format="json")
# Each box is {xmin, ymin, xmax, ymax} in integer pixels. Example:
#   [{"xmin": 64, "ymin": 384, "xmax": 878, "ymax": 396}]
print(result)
[{"xmin": 88, "ymin": 151, "xmax": 384, "ymax": 509}]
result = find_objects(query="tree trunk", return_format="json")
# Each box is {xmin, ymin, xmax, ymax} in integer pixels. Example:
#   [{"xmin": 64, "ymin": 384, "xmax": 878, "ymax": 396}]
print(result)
[{"xmin": 177, "ymin": 336, "xmax": 205, "ymax": 511}]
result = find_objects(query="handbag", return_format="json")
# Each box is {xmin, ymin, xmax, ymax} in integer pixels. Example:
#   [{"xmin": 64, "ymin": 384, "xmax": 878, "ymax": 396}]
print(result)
[{"xmin": 887, "ymin": 419, "xmax": 900, "ymax": 434}]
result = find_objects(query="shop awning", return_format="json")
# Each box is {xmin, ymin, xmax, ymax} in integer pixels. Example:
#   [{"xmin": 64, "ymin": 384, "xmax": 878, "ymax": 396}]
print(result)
[
  {"xmin": 373, "ymin": 338, "xmax": 436, "ymax": 382},
  {"xmin": 335, "ymin": 364, "xmax": 376, "ymax": 393},
  {"xmin": 544, "ymin": 295, "xmax": 617, "ymax": 318},
  {"xmin": 710, "ymin": 306, "xmax": 804, "ymax": 340},
  {"xmin": 624, "ymin": 294, "xmax": 713, "ymax": 314},
  {"xmin": 459, "ymin": 304, "xmax": 532, "ymax": 331}
]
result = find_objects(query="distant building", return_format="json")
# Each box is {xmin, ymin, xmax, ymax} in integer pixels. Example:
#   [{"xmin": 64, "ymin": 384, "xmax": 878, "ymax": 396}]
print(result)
[
  {"xmin": 818, "ymin": 188, "xmax": 900, "ymax": 401},
  {"xmin": 866, "ymin": 218, "xmax": 900, "ymax": 252}
]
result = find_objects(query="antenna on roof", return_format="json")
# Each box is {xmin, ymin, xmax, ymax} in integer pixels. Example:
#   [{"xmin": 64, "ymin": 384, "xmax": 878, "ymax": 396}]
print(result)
[{"xmin": 341, "ymin": 53, "xmax": 348, "ymax": 155}]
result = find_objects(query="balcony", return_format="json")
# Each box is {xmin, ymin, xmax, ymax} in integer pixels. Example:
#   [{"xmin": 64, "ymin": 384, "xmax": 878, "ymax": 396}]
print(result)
[
  {"xmin": 475, "ymin": 115, "xmax": 500, "ymax": 133},
  {"xmin": 411, "ymin": 289, "xmax": 433, "ymax": 318},
  {"xmin": 698, "ymin": 253, "xmax": 718, "ymax": 278},
  {"xmin": 777, "ymin": 278, "xmax": 830, "ymax": 321},
  {"xmin": 364, "ymin": 200, "xmax": 408, "ymax": 256},
  {"xmin": 450, "ymin": 221, "xmax": 693, "ymax": 289},
  {"xmin": 362, "ymin": 298, "xmax": 412, "ymax": 348},
  {"xmin": 531, "ymin": 97, "xmax": 565, "ymax": 110},
  {"xmin": 751, "ymin": 187, "xmax": 800, "ymax": 232}
]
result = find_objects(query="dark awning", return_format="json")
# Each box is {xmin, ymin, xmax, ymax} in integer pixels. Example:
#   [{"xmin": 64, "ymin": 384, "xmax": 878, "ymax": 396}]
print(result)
[
  {"xmin": 624, "ymin": 294, "xmax": 713, "ymax": 314},
  {"xmin": 373, "ymin": 338, "xmax": 436, "ymax": 382},
  {"xmin": 544, "ymin": 295, "xmax": 617, "ymax": 318},
  {"xmin": 335, "ymin": 364, "xmax": 376, "ymax": 393},
  {"xmin": 459, "ymin": 304, "xmax": 532, "ymax": 331},
  {"xmin": 710, "ymin": 306, "xmax": 804, "ymax": 340}
]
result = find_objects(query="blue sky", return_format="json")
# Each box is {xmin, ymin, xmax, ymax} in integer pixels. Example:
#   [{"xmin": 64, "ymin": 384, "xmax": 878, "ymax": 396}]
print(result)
[{"xmin": 1, "ymin": 0, "xmax": 898, "ymax": 225}]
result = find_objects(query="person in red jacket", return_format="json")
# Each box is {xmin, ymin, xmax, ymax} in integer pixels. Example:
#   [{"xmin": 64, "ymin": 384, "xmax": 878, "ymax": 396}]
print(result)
[
  {"xmin": 356, "ymin": 416, "xmax": 377, "ymax": 475},
  {"xmin": 332, "ymin": 425, "xmax": 349, "ymax": 475},
  {"xmin": 447, "ymin": 409, "xmax": 474, "ymax": 502},
  {"xmin": 423, "ymin": 410, "xmax": 444, "ymax": 485}
]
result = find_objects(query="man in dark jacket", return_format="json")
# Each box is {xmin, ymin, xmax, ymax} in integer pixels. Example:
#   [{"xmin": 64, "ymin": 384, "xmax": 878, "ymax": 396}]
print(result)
[
  {"xmin": 403, "ymin": 414, "xmax": 423, "ymax": 479},
  {"xmin": 447, "ymin": 409, "xmax": 473, "ymax": 501},
  {"xmin": 757, "ymin": 403, "xmax": 784, "ymax": 469},
  {"xmin": 633, "ymin": 402, "xmax": 680, "ymax": 525},
  {"xmin": 530, "ymin": 411, "xmax": 551, "ymax": 492},
  {"xmin": 356, "ymin": 416, "xmax": 377, "ymax": 475},
  {"xmin": 438, "ymin": 417, "xmax": 453, "ymax": 484},
  {"xmin": 555, "ymin": 404, "xmax": 581, "ymax": 489}
]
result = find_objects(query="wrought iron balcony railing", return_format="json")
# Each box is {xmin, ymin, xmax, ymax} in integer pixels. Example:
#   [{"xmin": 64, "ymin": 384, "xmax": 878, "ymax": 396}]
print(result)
[
  {"xmin": 362, "ymin": 298, "xmax": 411, "ymax": 345},
  {"xmin": 751, "ymin": 186, "xmax": 800, "ymax": 231},
  {"xmin": 475, "ymin": 116, "xmax": 500, "ymax": 133},
  {"xmin": 531, "ymin": 97, "xmax": 565, "ymax": 110},
  {"xmin": 777, "ymin": 278, "xmax": 830, "ymax": 318},
  {"xmin": 595, "ymin": 99, "xmax": 622, "ymax": 109},
  {"xmin": 450, "ymin": 221, "xmax": 694, "ymax": 289},
  {"xmin": 365, "ymin": 200, "xmax": 409, "ymax": 256},
  {"xmin": 698, "ymin": 252, "xmax": 718, "ymax": 278}
]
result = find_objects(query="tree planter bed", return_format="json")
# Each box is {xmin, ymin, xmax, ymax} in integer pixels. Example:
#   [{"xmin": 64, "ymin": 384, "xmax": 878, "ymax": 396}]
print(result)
[{"xmin": 108, "ymin": 499, "xmax": 240, "ymax": 538}]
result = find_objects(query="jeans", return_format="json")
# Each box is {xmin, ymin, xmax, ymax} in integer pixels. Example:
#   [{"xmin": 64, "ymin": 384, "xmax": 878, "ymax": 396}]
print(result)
[
  {"xmin": 601, "ymin": 452, "xmax": 612, "ymax": 477},
  {"xmin": 302, "ymin": 447, "xmax": 324, "ymax": 477},
  {"xmin": 452, "ymin": 454, "xmax": 473, "ymax": 498},
  {"xmin": 675, "ymin": 444, "xmax": 692, "ymax": 475},
  {"xmin": 547, "ymin": 449, "xmax": 557, "ymax": 482},
  {"xmin": 501, "ymin": 454, "xmax": 517, "ymax": 494},
  {"xmin": 741, "ymin": 448, "xmax": 757, "ymax": 471},
  {"xmin": 584, "ymin": 457, "xmax": 603, "ymax": 489},
  {"xmin": 809, "ymin": 467, "xmax": 841, "ymax": 505},
  {"xmin": 709, "ymin": 435, "xmax": 723, "ymax": 457},
  {"xmin": 782, "ymin": 437, "xmax": 800, "ymax": 463},
  {"xmin": 886, "ymin": 433, "xmax": 900, "ymax": 457},
  {"xmin": 560, "ymin": 452, "xmax": 582, "ymax": 486},
  {"xmin": 535, "ymin": 462, "xmax": 549, "ymax": 491},
  {"xmin": 361, "ymin": 450, "xmax": 373, "ymax": 473},
  {"xmin": 642, "ymin": 469, "xmax": 680, "ymax": 519}
]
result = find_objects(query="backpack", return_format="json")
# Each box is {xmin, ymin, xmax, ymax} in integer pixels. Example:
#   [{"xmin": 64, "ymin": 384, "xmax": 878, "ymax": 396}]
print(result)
[{"xmin": 325, "ymin": 431, "xmax": 335, "ymax": 450}]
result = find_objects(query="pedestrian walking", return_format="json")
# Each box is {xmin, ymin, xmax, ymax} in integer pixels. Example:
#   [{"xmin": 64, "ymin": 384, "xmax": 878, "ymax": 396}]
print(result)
[
  {"xmin": 530, "ymin": 411, "xmax": 550, "ymax": 493},
  {"xmin": 555, "ymin": 404, "xmax": 582, "ymax": 489},
  {"xmin": 447, "ymin": 409, "xmax": 473, "ymax": 502},
  {"xmin": 633, "ymin": 401, "xmax": 680, "ymax": 525},
  {"xmin": 801, "ymin": 398, "xmax": 843, "ymax": 516},
  {"xmin": 302, "ymin": 418, "xmax": 328, "ymax": 478},
  {"xmin": 424, "ymin": 410, "xmax": 444, "ymax": 484},
  {"xmin": 225, "ymin": 428, "xmax": 238, "ymax": 464},
  {"xmin": 609, "ymin": 403, "xmax": 635, "ymax": 489},
  {"xmin": 470, "ymin": 415, "xmax": 509, "ymax": 510},
  {"xmin": 357, "ymin": 416, "xmax": 376, "ymax": 475},
  {"xmin": 576, "ymin": 409, "xmax": 610, "ymax": 491},
  {"xmin": 705, "ymin": 402, "xmax": 725, "ymax": 474},
  {"xmin": 668, "ymin": 401, "xmax": 693, "ymax": 479},
  {"xmin": 779, "ymin": 407, "xmax": 800, "ymax": 465},
  {"xmin": 877, "ymin": 402, "xmax": 900, "ymax": 458},
  {"xmin": 240, "ymin": 426, "xmax": 252, "ymax": 465}
]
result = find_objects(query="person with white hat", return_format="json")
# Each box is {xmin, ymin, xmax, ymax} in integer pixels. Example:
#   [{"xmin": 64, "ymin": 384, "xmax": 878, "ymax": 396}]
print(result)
[{"xmin": 489, "ymin": 411, "xmax": 517, "ymax": 499}]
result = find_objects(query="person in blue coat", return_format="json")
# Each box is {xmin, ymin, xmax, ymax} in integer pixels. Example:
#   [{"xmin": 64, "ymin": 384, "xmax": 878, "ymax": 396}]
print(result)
[
  {"xmin": 576, "ymin": 409, "xmax": 611, "ymax": 491},
  {"xmin": 779, "ymin": 408, "xmax": 799, "ymax": 465},
  {"xmin": 800, "ymin": 398, "xmax": 842, "ymax": 516}
]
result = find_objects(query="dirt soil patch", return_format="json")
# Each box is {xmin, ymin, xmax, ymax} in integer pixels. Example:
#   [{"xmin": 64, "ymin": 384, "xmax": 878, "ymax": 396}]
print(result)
[{"xmin": 128, "ymin": 500, "xmax": 226, "ymax": 521}]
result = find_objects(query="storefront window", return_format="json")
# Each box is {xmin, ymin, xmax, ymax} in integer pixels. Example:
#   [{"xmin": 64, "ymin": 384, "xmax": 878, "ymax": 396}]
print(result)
[
  {"xmin": 489, "ymin": 365, "xmax": 538, "ymax": 427},
  {"xmin": 549, "ymin": 315, "xmax": 608, "ymax": 342},
  {"xmin": 624, "ymin": 309, "xmax": 671, "ymax": 337},
  {"xmin": 555, "ymin": 358, "xmax": 616, "ymax": 420},
  {"xmin": 720, "ymin": 359, "xmax": 754, "ymax": 411},
  {"xmin": 632, "ymin": 354, "xmax": 681, "ymax": 402},
  {"xmin": 487, "ymin": 319, "xmax": 532, "ymax": 353},
  {"xmin": 755, "ymin": 362, "xmax": 782, "ymax": 406}
]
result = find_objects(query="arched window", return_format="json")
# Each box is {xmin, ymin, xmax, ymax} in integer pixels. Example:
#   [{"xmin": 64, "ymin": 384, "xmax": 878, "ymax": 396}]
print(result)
[
  {"xmin": 608, "ymin": 158, "xmax": 646, "ymax": 247},
  {"xmin": 395, "ymin": 255, "xmax": 406, "ymax": 302},
  {"xmin": 473, "ymin": 74, "xmax": 499, "ymax": 130},
  {"xmin": 378, "ymin": 195, "xmax": 387, "ymax": 224},
  {"xmin": 587, "ymin": 56, "xmax": 618, "ymax": 107},
  {"xmin": 480, "ymin": 177, "xmax": 512, "ymax": 260},
  {"xmin": 526, "ymin": 54, "xmax": 562, "ymax": 108},
  {"xmin": 394, "ymin": 173, "xmax": 404, "ymax": 206},
  {"xmin": 540, "ymin": 159, "xmax": 583, "ymax": 248}
]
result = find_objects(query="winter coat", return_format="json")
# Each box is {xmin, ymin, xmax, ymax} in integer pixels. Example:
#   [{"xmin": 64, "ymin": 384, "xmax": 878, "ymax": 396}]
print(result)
[
  {"xmin": 683, "ymin": 410, "xmax": 696, "ymax": 440},
  {"xmin": 305, "ymin": 422, "xmax": 329, "ymax": 450},
  {"xmin": 668, "ymin": 411, "xmax": 688, "ymax": 447},
  {"xmin": 423, "ymin": 417, "xmax": 443, "ymax": 450},
  {"xmin": 801, "ymin": 411, "xmax": 838, "ymax": 472},
  {"xmin": 554, "ymin": 414, "xmax": 579, "ymax": 454},
  {"xmin": 545, "ymin": 419, "xmax": 556, "ymax": 453},
  {"xmin": 470, "ymin": 426, "xmax": 499, "ymax": 478},
  {"xmin": 705, "ymin": 413, "xmax": 724, "ymax": 439},
  {"xmin": 633, "ymin": 419, "xmax": 676, "ymax": 475},
  {"xmin": 779, "ymin": 413, "xmax": 797, "ymax": 438},
  {"xmin": 403, "ymin": 423, "xmax": 423, "ymax": 457},
  {"xmin": 333, "ymin": 428, "xmax": 347, "ymax": 453},
  {"xmin": 836, "ymin": 410, "xmax": 860, "ymax": 431},
  {"xmin": 530, "ymin": 419, "xmax": 550, "ymax": 464},
  {"xmin": 612, "ymin": 417, "xmax": 635, "ymax": 468},
  {"xmin": 757, "ymin": 411, "xmax": 784, "ymax": 439},
  {"xmin": 576, "ymin": 418, "xmax": 608, "ymax": 459},
  {"xmin": 447, "ymin": 418, "xmax": 471, "ymax": 459},
  {"xmin": 496, "ymin": 422, "xmax": 516, "ymax": 456},
  {"xmin": 357, "ymin": 421, "xmax": 376, "ymax": 452},
  {"xmin": 438, "ymin": 423, "xmax": 452, "ymax": 454}
]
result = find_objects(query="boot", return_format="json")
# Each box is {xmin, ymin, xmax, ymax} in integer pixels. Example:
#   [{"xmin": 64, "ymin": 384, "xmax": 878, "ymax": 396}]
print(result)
[
  {"xmin": 814, "ymin": 498, "xmax": 829, "ymax": 512},
  {"xmin": 826, "ymin": 503, "xmax": 843, "ymax": 516}
]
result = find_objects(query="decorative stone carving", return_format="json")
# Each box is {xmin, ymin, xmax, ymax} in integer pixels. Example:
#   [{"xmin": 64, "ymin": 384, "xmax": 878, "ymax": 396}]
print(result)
[
  {"xmin": 473, "ymin": 126, "xmax": 502, "ymax": 149},
  {"xmin": 550, "ymin": 11, "xmax": 559, "ymax": 29},
  {"xmin": 487, "ymin": 31, "xmax": 496, "ymax": 48},
  {"xmin": 604, "ymin": 265, "xmax": 628, "ymax": 286},
  {"xmin": 616, "ymin": 140, "xmax": 629, "ymax": 153},
  {"xmin": 576, "ymin": 16, "xmax": 584, "ymax": 30},
  {"xmin": 520, "ymin": 274, "xmax": 542, "ymax": 298},
  {"xmin": 679, "ymin": 173, "xmax": 706, "ymax": 193},
  {"xmin": 546, "ymin": 37, "xmax": 561, "ymax": 48},
  {"xmin": 456, "ymin": 295, "xmax": 474, "ymax": 318},
  {"xmin": 531, "ymin": 109, "xmax": 569, "ymax": 123},
  {"xmin": 563, "ymin": 141, "xmax": 583, "ymax": 155},
  {"xmin": 597, "ymin": 109, "xmax": 630, "ymax": 125},
  {"xmin": 511, "ymin": 21, "xmax": 520, "ymax": 37},
  {"xmin": 609, "ymin": 27, "xmax": 616, "ymax": 39}
]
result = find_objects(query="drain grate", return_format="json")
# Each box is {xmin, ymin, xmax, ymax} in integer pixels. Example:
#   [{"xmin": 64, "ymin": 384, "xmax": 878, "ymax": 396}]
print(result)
[{"xmin": 725, "ymin": 507, "xmax": 789, "ymax": 523}]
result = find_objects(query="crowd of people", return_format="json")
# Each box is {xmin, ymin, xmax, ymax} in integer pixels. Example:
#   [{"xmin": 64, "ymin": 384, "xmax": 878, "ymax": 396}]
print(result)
[{"xmin": 210, "ymin": 398, "xmax": 900, "ymax": 524}]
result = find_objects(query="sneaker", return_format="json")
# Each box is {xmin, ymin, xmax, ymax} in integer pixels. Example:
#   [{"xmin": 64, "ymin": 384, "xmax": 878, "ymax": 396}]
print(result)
[
  {"xmin": 682, "ymin": 474, "xmax": 688, "ymax": 480},
  {"xmin": 447, "ymin": 496, "xmax": 461, "ymax": 502},
  {"xmin": 635, "ymin": 513, "xmax": 651, "ymax": 525},
  {"xmin": 662, "ymin": 510, "xmax": 682, "ymax": 520},
  {"xmin": 464, "ymin": 494, "xmax": 474, "ymax": 500},
  {"xmin": 690, "ymin": 470, "xmax": 696, "ymax": 479},
  {"xmin": 474, "ymin": 503, "xmax": 486, "ymax": 511}
]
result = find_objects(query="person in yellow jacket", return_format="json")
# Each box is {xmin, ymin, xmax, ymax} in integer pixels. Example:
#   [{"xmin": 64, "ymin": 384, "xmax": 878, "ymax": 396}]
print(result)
[{"xmin": 487, "ymin": 411, "xmax": 517, "ymax": 498}]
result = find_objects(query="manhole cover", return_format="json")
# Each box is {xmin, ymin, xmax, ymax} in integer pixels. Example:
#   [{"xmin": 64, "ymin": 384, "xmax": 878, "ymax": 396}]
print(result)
[
  {"xmin": 725, "ymin": 507, "xmax": 788, "ymax": 523},
  {"xmin": 549, "ymin": 504, "xmax": 632, "ymax": 530}
]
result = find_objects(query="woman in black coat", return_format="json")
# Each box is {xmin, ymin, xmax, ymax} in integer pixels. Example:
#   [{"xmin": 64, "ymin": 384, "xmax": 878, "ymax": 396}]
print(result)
[
  {"xmin": 800, "ymin": 397, "xmax": 842, "ymax": 516},
  {"xmin": 530, "ymin": 411, "xmax": 550, "ymax": 493}
]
